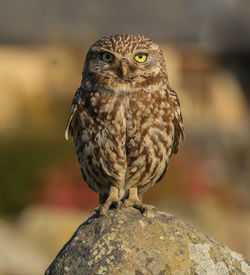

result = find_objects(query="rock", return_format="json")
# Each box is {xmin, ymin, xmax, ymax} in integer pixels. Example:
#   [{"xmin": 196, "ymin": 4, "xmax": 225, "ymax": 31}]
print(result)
[{"xmin": 45, "ymin": 207, "xmax": 250, "ymax": 275}]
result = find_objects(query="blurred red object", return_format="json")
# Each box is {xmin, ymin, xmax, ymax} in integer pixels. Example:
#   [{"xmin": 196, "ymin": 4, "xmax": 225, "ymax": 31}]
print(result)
[
  {"xmin": 183, "ymin": 160, "xmax": 214, "ymax": 200},
  {"xmin": 33, "ymin": 161, "xmax": 98, "ymax": 210}
]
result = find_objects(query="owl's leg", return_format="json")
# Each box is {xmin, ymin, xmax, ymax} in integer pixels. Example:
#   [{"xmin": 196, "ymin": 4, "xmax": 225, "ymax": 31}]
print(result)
[
  {"xmin": 99, "ymin": 185, "xmax": 122, "ymax": 215},
  {"xmin": 123, "ymin": 187, "xmax": 148, "ymax": 213}
]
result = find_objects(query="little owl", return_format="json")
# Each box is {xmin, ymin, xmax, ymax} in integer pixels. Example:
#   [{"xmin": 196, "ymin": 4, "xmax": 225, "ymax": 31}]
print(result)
[{"xmin": 65, "ymin": 33, "xmax": 184, "ymax": 215}]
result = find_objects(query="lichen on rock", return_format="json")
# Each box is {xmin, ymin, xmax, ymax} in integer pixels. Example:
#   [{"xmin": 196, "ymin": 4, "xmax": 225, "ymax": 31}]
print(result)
[{"xmin": 45, "ymin": 207, "xmax": 250, "ymax": 275}]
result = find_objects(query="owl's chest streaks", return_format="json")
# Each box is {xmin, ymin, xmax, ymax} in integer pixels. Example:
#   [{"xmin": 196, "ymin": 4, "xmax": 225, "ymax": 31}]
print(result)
[
  {"xmin": 123, "ymin": 90, "xmax": 175, "ymax": 190},
  {"xmin": 76, "ymin": 92, "xmax": 128, "ymax": 190},
  {"xmin": 85, "ymin": 92, "xmax": 128, "ymax": 143},
  {"xmin": 80, "ymin": 90, "xmax": 172, "ymax": 150},
  {"xmin": 76, "ymin": 89, "xmax": 174, "ymax": 193},
  {"xmin": 125, "ymin": 91, "xmax": 173, "ymax": 153}
]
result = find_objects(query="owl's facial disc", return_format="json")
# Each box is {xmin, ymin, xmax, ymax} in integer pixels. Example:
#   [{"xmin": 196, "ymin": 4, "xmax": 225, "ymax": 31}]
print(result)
[
  {"xmin": 84, "ymin": 47, "xmax": 166, "ymax": 93},
  {"xmin": 96, "ymin": 50, "xmax": 153, "ymax": 81}
]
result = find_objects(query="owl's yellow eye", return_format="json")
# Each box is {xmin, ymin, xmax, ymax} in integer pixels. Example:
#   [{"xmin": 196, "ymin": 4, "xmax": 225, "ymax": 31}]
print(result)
[
  {"xmin": 102, "ymin": 52, "xmax": 114, "ymax": 62},
  {"xmin": 135, "ymin": 53, "xmax": 147, "ymax": 63}
]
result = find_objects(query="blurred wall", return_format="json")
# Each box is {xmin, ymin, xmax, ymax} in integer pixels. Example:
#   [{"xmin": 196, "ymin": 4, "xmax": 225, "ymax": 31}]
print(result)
[{"xmin": 1, "ymin": 0, "xmax": 250, "ymax": 51}]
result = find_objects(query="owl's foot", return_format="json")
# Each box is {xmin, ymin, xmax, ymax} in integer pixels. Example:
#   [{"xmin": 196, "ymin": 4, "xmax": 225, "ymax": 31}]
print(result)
[
  {"xmin": 99, "ymin": 186, "xmax": 122, "ymax": 215},
  {"xmin": 123, "ymin": 198, "xmax": 146, "ymax": 213},
  {"xmin": 122, "ymin": 187, "xmax": 152, "ymax": 214},
  {"xmin": 100, "ymin": 199, "xmax": 122, "ymax": 215}
]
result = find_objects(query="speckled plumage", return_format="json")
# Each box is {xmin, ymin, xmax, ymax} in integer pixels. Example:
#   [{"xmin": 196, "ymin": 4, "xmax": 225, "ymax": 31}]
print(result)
[{"xmin": 65, "ymin": 33, "xmax": 184, "ymax": 214}]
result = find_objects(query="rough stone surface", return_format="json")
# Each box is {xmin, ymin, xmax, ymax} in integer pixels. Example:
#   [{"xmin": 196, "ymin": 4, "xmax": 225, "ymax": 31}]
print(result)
[{"xmin": 45, "ymin": 208, "xmax": 250, "ymax": 275}]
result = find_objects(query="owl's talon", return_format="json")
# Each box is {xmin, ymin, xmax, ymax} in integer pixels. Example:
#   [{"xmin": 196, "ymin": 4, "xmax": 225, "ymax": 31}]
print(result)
[
  {"xmin": 97, "ymin": 186, "xmax": 122, "ymax": 215},
  {"xmin": 99, "ymin": 199, "xmax": 122, "ymax": 215},
  {"xmin": 141, "ymin": 204, "xmax": 156, "ymax": 214},
  {"xmin": 123, "ymin": 199, "xmax": 156, "ymax": 214},
  {"xmin": 99, "ymin": 206, "xmax": 109, "ymax": 216},
  {"xmin": 134, "ymin": 204, "xmax": 147, "ymax": 214},
  {"xmin": 90, "ymin": 207, "xmax": 100, "ymax": 215},
  {"xmin": 122, "ymin": 199, "xmax": 145, "ymax": 214},
  {"xmin": 110, "ymin": 200, "xmax": 122, "ymax": 209}
]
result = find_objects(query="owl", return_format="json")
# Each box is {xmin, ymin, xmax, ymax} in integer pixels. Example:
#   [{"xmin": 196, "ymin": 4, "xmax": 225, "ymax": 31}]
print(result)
[{"xmin": 65, "ymin": 33, "xmax": 184, "ymax": 215}]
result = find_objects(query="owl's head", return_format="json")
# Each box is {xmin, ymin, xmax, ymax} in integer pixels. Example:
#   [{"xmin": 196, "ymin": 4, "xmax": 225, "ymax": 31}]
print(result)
[{"xmin": 82, "ymin": 33, "xmax": 168, "ymax": 93}]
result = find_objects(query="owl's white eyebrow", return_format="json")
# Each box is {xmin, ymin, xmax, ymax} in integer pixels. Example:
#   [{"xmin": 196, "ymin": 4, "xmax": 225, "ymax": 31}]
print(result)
[{"xmin": 91, "ymin": 47, "xmax": 115, "ymax": 54}]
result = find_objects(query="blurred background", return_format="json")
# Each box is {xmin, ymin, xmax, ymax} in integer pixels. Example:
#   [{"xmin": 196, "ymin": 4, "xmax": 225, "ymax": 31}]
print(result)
[{"xmin": 0, "ymin": 0, "xmax": 250, "ymax": 274}]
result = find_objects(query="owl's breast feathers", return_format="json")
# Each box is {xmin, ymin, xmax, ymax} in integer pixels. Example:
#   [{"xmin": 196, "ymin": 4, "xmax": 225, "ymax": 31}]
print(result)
[
  {"xmin": 65, "ymin": 87, "xmax": 184, "ymax": 194},
  {"xmin": 65, "ymin": 86, "xmax": 184, "ymax": 156}
]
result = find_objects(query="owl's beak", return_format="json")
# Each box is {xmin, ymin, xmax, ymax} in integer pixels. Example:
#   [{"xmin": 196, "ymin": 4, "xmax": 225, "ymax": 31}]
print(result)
[
  {"xmin": 119, "ymin": 60, "xmax": 129, "ymax": 78},
  {"xmin": 121, "ymin": 66, "xmax": 127, "ymax": 77}
]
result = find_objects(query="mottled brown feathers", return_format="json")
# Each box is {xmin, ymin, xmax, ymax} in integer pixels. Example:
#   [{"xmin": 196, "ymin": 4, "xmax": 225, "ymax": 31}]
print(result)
[
  {"xmin": 92, "ymin": 33, "xmax": 157, "ymax": 54},
  {"xmin": 65, "ymin": 33, "xmax": 184, "ymax": 215}
]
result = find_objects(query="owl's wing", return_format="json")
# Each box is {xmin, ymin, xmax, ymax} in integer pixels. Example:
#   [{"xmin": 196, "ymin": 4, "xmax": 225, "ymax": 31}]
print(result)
[
  {"xmin": 65, "ymin": 88, "xmax": 82, "ymax": 140},
  {"xmin": 172, "ymin": 114, "xmax": 184, "ymax": 154},
  {"xmin": 168, "ymin": 87, "xmax": 184, "ymax": 154}
]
